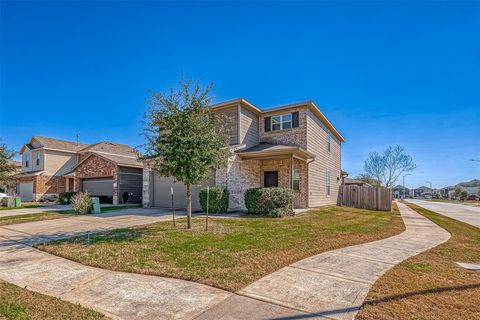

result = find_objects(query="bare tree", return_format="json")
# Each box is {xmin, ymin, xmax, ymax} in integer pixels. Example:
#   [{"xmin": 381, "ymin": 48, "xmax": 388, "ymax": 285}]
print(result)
[{"xmin": 364, "ymin": 145, "xmax": 416, "ymax": 188}]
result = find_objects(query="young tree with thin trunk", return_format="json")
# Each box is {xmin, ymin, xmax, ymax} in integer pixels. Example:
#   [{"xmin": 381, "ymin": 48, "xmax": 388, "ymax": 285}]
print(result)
[
  {"xmin": 144, "ymin": 79, "xmax": 230, "ymax": 229},
  {"xmin": 363, "ymin": 145, "xmax": 416, "ymax": 188},
  {"xmin": 0, "ymin": 139, "xmax": 17, "ymax": 192}
]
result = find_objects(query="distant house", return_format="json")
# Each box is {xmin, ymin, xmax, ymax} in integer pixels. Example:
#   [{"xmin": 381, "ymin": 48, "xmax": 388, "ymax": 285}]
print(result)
[
  {"xmin": 17, "ymin": 136, "xmax": 143, "ymax": 204},
  {"xmin": 414, "ymin": 186, "xmax": 433, "ymax": 198},
  {"xmin": 343, "ymin": 178, "xmax": 370, "ymax": 187},
  {"xmin": 392, "ymin": 185, "xmax": 410, "ymax": 199}
]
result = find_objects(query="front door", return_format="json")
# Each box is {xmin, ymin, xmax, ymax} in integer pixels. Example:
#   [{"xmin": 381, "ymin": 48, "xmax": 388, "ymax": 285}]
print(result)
[{"xmin": 264, "ymin": 171, "xmax": 278, "ymax": 188}]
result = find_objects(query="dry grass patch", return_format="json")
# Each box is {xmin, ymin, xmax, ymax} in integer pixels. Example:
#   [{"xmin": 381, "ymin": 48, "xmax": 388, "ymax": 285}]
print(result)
[
  {"xmin": 0, "ymin": 280, "xmax": 106, "ymax": 319},
  {"xmin": 357, "ymin": 203, "xmax": 480, "ymax": 320},
  {"xmin": 37, "ymin": 205, "xmax": 403, "ymax": 292},
  {"xmin": 0, "ymin": 212, "xmax": 68, "ymax": 226}
]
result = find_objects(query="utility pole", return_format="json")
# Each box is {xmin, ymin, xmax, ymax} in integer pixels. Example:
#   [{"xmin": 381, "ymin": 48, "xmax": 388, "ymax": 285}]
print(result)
[
  {"xmin": 426, "ymin": 181, "xmax": 432, "ymax": 198},
  {"xmin": 76, "ymin": 134, "xmax": 80, "ymax": 146}
]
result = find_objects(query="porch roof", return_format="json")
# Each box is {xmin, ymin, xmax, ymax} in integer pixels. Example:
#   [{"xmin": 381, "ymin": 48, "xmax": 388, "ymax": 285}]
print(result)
[{"xmin": 237, "ymin": 143, "xmax": 315, "ymax": 161}]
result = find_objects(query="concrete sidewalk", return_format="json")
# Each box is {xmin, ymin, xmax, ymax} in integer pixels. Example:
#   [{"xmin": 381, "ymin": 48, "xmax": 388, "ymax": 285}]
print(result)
[
  {"xmin": 0, "ymin": 203, "xmax": 451, "ymax": 319},
  {"xmin": 407, "ymin": 199, "xmax": 480, "ymax": 228},
  {"xmin": 200, "ymin": 202, "xmax": 450, "ymax": 320}
]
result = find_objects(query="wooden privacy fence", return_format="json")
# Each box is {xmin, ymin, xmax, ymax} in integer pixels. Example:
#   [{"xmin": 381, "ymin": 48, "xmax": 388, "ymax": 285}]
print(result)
[{"xmin": 337, "ymin": 185, "xmax": 392, "ymax": 211}]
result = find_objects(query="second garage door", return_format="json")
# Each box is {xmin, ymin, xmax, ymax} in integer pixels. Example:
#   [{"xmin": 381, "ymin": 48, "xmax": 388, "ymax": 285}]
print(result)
[
  {"xmin": 152, "ymin": 174, "xmax": 215, "ymax": 211},
  {"xmin": 82, "ymin": 178, "xmax": 114, "ymax": 201},
  {"xmin": 18, "ymin": 182, "xmax": 34, "ymax": 202}
]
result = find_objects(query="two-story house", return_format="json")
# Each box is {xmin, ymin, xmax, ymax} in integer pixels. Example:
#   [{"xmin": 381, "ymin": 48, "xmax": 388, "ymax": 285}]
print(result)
[
  {"xmin": 143, "ymin": 98, "xmax": 344, "ymax": 211},
  {"xmin": 17, "ymin": 136, "xmax": 143, "ymax": 204}
]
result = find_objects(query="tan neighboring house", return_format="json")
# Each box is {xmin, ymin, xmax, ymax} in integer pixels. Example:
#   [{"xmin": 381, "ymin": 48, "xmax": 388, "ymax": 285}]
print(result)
[
  {"xmin": 143, "ymin": 98, "xmax": 344, "ymax": 211},
  {"xmin": 17, "ymin": 136, "xmax": 143, "ymax": 204}
]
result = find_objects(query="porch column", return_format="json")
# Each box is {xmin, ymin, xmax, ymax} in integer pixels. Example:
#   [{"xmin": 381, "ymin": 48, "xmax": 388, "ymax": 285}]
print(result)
[{"xmin": 290, "ymin": 154, "xmax": 294, "ymax": 189}]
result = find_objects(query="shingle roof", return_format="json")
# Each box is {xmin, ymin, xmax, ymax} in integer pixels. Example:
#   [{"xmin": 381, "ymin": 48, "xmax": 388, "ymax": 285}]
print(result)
[
  {"xmin": 93, "ymin": 152, "xmax": 143, "ymax": 168},
  {"xmin": 238, "ymin": 143, "xmax": 315, "ymax": 160},
  {"xmin": 79, "ymin": 141, "xmax": 137, "ymax": 156},
  {"xmin": 32, "ymin": 136, "xmax": 88, "ymax": 152}
]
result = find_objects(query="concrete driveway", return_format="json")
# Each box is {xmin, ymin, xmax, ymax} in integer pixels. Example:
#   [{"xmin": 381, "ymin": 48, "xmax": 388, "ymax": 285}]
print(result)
[
  {"xmin": 407, "ymin": 199, "xmax": 480, "ymax": 228},
  {"xmin": 0, "ymin": 204, "xmax": 72, "ymax": 218}
]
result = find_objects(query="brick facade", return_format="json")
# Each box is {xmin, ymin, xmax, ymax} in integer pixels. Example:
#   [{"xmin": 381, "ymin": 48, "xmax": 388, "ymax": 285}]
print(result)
[
  {"xmin": 16, "ymin": 175, "xmax": 66, "ymax": 201},
  {"xmin": 259, "ymin": 108, "xmax": 308, "ymax": 149},
  {"xmin": 74, "ymin": 155, "xmax": 118, "ymax": 205}
]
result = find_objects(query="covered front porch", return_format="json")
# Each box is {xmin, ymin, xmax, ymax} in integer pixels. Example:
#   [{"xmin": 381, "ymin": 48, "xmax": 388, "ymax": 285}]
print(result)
[{"xmin": 237, "ymin": 143, "xmax": 315, "ymax": 209}]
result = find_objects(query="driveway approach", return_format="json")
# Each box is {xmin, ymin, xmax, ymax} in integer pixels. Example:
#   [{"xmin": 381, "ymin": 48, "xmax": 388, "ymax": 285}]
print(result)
[{"xmin": 407, "ymin": 199, "xmax": 480, "ymax": 228}]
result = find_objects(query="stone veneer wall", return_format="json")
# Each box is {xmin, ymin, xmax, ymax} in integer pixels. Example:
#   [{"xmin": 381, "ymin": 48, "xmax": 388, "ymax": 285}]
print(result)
[
  {"xmin": 216, "ymin": 155, "xmax": 308, "ymax": 210},
  {"xmin": 216, "ymin": 155, "xmax": 261, "ymax": 210},
  {"xmin": 74, "ymin": 155, "xmax": 118, "ymax": 205},
  {"xmin": 259, "ymin": 158, "xmax": 308, "ymax": 208}
]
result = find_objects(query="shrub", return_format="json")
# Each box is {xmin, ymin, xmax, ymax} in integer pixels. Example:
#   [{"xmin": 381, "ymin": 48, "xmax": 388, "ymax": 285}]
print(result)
[
  {"xmin": 70, "ymin": 192, "xmax": 93, "ymax": 214},
  {"xmin": 58, "ymin": 192, "xmax": 76, "ymax": 204},
  {"xmin": 199, "ymin": 187, "xmax": 229, "ymax": 213},
  {"xmin": 244, "ymin": 187, "xmax": 294, "ymax": 217}
]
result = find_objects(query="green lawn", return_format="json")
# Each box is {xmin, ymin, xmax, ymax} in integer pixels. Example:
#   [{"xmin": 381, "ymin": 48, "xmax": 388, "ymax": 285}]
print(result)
[
  {"xmin": 357, "ymin": 203, "xmax": 480, "ymax": 320},
  {"xmin": 0, "ymin": 205, "xmax": 141, "ymax": 226},
  {"xmin": 0, "ymin": 280, "xmax": 106, "ymax": 320},
  {"xmin": 37, "ymin": 205, "xmax": 404, "ymax": 292},
  {"xmin": 0, "ymin": 204, "xmax": 44, "ymax": 211}
]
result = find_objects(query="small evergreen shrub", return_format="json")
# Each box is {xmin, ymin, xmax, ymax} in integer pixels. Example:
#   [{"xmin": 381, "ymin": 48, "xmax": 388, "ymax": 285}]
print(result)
[
  {"xmin": 58, "ymin": 192, "xmax": 76, "ymax": 204},
  {"xmin": 199, "ymin": 187, "xmax": 229, "ymax": 213},
  {"xmin": 244, "ymin": 187, "xmax": 294, "ymax": 217},
  {"xmin": 70, "ymin": 192, "xmax": 93, "ymax": 214}
]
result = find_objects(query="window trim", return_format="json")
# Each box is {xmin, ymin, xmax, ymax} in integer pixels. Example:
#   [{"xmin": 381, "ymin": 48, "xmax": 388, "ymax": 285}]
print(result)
[
  {"xmin": 326, "ymin": 170, "xmax": 331, "ymax": 196},
  {"xmin": 293, "ymin": 169, "xmax": 300, "ymax": 191},
  {"xmin": 327, "ymin": 131, "xmax": 331, "ymax": 153},
  {"xmin": 271, "ymin": 113, "xmax": 293, "ymax": 131},
  {"xmin": 36, "ymin": 152, "xmax": 40, "ymax": 166},
  {"xmin": 25, "ymin": 154, "xmax": 30, "ymax": 168}
]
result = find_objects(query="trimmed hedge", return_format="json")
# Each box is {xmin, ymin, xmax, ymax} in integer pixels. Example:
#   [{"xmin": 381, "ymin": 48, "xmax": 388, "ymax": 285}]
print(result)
[
  {"xmin": 58, "ymin": 192, "xmax": 76, "ymax": 204},
  {"xmin": 199, "ymin": 187, "xmax": 229, "ymax": 213},
  {"xmin": 244, "ymin": 187, "xmax": 294, "ymax": 217}
]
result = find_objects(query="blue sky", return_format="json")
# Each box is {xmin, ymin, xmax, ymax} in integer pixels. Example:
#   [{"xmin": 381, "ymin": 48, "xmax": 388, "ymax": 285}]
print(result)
[{"xmin": 1, "ymin": 1, "xmax": 479, "ymax": 188}]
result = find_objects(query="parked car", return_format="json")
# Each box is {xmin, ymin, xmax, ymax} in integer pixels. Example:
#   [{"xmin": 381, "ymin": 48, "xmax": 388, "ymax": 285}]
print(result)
[{"xmin": 466, "ymin": 194, "xmax": 480, "ymax": 201}]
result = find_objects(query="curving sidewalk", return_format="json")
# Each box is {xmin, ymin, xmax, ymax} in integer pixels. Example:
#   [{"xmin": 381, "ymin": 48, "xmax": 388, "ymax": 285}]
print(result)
[
  {"xmin": 207, "ymin": 202, "xmax": 450, "ymax": 320},
  {"xmin": 0, "ymin": 202, "xmax": 450, "ymax": 320}
]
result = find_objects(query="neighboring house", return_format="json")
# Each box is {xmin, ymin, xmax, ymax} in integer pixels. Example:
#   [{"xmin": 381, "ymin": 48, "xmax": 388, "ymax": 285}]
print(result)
[
  {"xmin": 343, "ymin": 178, "xmax": 370, "ymax": 187},
  {"xmin": 17, "ymin": 136, "xmax": 143, "ymax": 204},
  {"xmin": 143, "ymin": 98, "xmax": 344, "ymax": 211},
  {"xmin": 392, "ymin": 185, "xmax": 410, "ymax": 199},
  {"xmin": 414, "ymin": 186, "xmax": 432, "ymax": 198}
]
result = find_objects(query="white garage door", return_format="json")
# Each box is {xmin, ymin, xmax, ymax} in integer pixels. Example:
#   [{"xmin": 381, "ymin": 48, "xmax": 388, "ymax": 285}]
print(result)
[
  {"xmin": 82, "ymin": 178, "xmax": 114, "ymax": 196},
  {"xmin": 152, "ymin": 173, "xmax": 215, "ymax": 211},
  {"xmin": 18, "ymin": 182, "xmax": 34, "ymax": 202}
]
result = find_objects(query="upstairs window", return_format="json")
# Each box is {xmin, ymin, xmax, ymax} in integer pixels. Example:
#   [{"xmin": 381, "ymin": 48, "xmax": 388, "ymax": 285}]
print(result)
[
  {"xmin": 265, "ymin": 112, "xmax": 299, "ymax": 132},
  {"xmin": 326, "ymin": 170, "xmax": 331, "ymax": 196},
  {"xmin": 25, "ymin": 154, "xmax": 30, "ymax": 168},
  {"xmin": 271, "ymin": 113, "xmax": 292, "ymax": 131},
  {"xmin": 36, "ymin": 152, "xmax": 40, "ymax": 166},
  {"xmin": 327, "ymin": 131, "xmax": 331, "ymax": 152}
]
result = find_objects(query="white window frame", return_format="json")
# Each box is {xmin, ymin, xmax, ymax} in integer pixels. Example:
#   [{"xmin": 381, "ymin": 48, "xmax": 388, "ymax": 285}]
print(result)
[
  {"xmin": 36, "ymin": 152, "xmax": 40, "ymax": 166},
  {"xmin": 327, "ymin": 131, "xmax": 331, "ymax": 153},
  {"xmin": 293, "ymin": 169, "xmax": 300, "ymax": 191},
  {"xmin": 326, "ymin": 170, "xmax": 331, "ymax": 196},
  {"xmin": 271, "ymin": 113, "xmax": 292, "ymax": 131},
  {"xmin": 25, "ymin": 154, "xmax": 30, "ymax": 168}
]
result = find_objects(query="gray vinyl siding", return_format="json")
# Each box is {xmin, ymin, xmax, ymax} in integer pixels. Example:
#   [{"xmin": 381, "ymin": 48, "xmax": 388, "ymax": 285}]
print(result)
[
  {"xmin": 306, "ymin": 109, "xmax": 342, "ymax": 207},
  {"xmin": 239, "ymin": 106, "xmax": 259, "ymax": 148},
  {"xmin": 214, "ymin": 105, "xmax": 239, "ymax": 145},
  {"xmin": 118, "ymin": 166, "xmax": 143, "ymax": 204}
]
